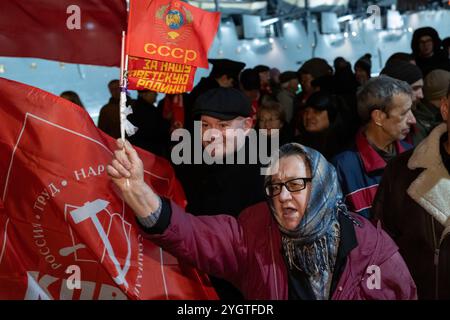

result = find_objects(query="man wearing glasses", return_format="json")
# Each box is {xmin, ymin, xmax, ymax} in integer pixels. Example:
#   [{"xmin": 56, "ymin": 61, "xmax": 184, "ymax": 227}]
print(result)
[{"xmin": 107, "ymin": 140, "xmax": 416, "ymax": 300}]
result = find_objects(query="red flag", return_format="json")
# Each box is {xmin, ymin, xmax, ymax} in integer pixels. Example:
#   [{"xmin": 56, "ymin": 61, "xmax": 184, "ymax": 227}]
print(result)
[
  {"xmin": 0, "ymin": 1, "xmax": 127, "ymax": 66},
  {"xmin": 127, "ymin": 0, "xmax": 220, "ymax": 68},
  {"xmin": 127, "ymin": 56, "xmax": 196, "ymax": 93},
  {"xmin": 0, "ymin": 77, "xmax": 217, "ymax": 300}
]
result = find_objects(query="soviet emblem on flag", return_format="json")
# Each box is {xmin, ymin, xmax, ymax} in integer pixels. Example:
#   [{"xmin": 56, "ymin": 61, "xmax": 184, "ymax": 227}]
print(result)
[{"xmin": 155, "ymin": 1, "xmax": 192, "ymax": 41}]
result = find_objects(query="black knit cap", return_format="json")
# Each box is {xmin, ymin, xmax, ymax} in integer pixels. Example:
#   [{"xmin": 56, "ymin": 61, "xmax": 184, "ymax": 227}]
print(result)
[
  {"xmin": 193, "ymin": 87, "xmax": 252, "ymax": 120},
  {"xmin": 381, "ymin": 60, "xmax": 423, "ymax": 85}
]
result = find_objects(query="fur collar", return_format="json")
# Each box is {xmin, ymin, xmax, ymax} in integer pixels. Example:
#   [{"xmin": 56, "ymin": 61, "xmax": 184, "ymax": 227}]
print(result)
[{"xmin": 407, "ymin": 123, "xmax": 450, "ymax": 229}]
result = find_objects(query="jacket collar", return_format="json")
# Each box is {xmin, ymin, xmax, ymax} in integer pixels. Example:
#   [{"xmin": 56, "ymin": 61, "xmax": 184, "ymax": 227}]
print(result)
[
  {"xmin": 356, "ymin": 129, "xmax": 407, "ymax": 173},
  {"xmin": 407, "ymin": 123, "xmax": 450, "ymax": 228}
]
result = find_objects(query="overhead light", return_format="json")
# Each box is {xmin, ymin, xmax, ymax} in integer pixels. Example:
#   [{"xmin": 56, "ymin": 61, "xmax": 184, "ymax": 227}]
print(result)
[{"xmin": 260, "ymin": 17, "xmax": 279, "ymax": 27}]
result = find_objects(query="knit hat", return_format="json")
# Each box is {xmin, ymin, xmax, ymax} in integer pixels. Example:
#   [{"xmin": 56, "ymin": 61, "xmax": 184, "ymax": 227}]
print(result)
[
  {"xmin": 298, "ymin": 58, "xmax": 332, "ymax": 80},
  {"xmin": 423, "ymin": 69, "xmax": 450, "ymax": 101},
  {"xmin": 380, "ymin": 60, "xmax": 423, "ymax": 85},
  {"xmin": 354, "ymin": 54, "xmax": 372, "ymax": 75}
]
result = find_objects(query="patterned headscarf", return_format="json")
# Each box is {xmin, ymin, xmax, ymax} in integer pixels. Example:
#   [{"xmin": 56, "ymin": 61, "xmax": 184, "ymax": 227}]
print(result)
[{"xmin": 266, "ymin": 143, "xmax": 344, "ymax": 300}]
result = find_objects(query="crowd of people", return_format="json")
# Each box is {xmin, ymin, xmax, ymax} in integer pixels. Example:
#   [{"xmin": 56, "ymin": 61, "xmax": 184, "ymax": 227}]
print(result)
[{"xmin": 70, "ymin": 26, "xmax": 450, "ymax": 300}]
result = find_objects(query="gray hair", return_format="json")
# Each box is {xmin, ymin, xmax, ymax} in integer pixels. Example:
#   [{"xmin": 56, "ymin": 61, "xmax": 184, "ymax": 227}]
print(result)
[{"xmin": 357, "ymin": 75, "xmax": 413, "ymax": 123}]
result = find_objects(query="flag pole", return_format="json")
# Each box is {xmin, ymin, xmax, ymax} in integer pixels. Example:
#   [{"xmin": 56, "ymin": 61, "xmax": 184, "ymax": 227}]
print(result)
[
  {"xmin": 120, "ymin": 30, "xmax": 130, "ymax": 188},
  {"xmin": 119, "ymin": 31, "xmax": 127, "ymax": 142}
]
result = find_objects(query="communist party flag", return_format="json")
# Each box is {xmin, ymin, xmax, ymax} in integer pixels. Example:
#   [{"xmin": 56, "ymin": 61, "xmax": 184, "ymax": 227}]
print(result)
[
  {"xmin": 0, "ymin": 1, "xmax": 126, "ymax": 66},
  {"xmin": 0, "ymin": 77, "xmax": 218, "ymax": 300},
  {"xmin": 126, "ymin": 0, "xmax": 220, "ymax": 94}
]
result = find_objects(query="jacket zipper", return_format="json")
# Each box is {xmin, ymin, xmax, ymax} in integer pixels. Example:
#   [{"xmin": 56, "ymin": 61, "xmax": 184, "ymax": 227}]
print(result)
[{"xmin": 269, "ymin": 228, "xmax": 279, "ymax": 300}]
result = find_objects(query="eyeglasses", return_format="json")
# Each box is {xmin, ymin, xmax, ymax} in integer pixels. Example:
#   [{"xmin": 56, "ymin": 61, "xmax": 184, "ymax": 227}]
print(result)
[{"xmin": 265, "ymin": 177, "xmax": 312, "ymax": 197}]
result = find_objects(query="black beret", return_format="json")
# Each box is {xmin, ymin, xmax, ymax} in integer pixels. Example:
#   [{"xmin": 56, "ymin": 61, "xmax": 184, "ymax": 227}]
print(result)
[{"xmin": 193, "ymin": 87, "xmax": 252, "ymax": 120}]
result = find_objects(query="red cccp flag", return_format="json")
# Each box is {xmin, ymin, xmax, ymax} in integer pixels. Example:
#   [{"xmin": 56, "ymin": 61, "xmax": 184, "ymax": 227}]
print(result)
[
  {"xmin": 127, "ymin": 0, "xmax": 220, "ymax": 69},
  {"xmin": 0, "ymin": 77, "xmax": 217, "ymax": 300},
  {"xmin": 0, "ymin": 1, "xmax": 126, "ymax": 66}
]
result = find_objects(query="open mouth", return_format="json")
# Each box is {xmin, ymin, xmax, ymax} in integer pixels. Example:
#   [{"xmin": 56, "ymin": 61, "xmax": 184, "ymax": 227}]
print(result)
[{"xmin": 282, "ymin": 207, "xmax": 297, "ymax": 217}]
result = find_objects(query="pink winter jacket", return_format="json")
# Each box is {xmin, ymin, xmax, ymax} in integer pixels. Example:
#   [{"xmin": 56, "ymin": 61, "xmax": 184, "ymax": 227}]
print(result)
[{"xmin": 146, "ymin": 201, "xmax": 417, "ymax": 300}]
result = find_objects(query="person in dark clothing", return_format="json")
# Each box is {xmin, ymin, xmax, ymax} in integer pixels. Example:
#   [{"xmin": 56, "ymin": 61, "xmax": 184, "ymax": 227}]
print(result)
[
  {"xmin": 127, "ymin": 90, "xmax": 170, "ymax": 158},
  {"xmin": 411, "ymin": 27, "xmax": 450, "ymax": 77},
  {"xmin": 60, "ymin": 91, "xmax": 85, "ymax": 109},
  {"xmin": 372, "ymin": 85, "xmax": 450, "ymax": 299},
  {"xmin": 386, "ymin": 52, "xmax": 416, "ymax": 66},
  {"xmin": 354, "ymin": 54, "xmax": 372, "ymax": 86},
  {"xmin": 183, "ymin": 59, "xmax": 246, "ymax": 130},
  {"xmin": 172, "ymin": 87, "xmax": 266, "ymax": 299},
  {"xmin": 295, "ymin": 92, "xmax": 351, "ymax": 160},
  {"xmin": 239, "ymin": 68, "xmax": 262, "ymax": 125},
  {"xmin": 98, "ymin": 79, "xmax": 133, "ymax": 139}
]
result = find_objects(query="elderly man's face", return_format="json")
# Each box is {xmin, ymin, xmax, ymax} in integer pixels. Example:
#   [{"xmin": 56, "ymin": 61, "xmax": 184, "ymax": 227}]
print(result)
[
  {"xmin": 201, "ymin": 115, "xmax": 251, "ymax": 157},
  {"xmin": 381, "ymin": 93, "xmax": 416, "ymax": 141},
  {"xmin": 269, "ymin": 155, "xmax": 311, "ymax": 231}
]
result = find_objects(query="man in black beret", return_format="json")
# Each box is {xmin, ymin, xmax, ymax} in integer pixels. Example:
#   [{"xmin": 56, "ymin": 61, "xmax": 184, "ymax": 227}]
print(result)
[
  {"xmin": 183, "ymin": 59, "xmax": 246, "ymax": 129},
  {"xmin": 173, "ymin": 87, "xmax": 266, "ymax": 299}
]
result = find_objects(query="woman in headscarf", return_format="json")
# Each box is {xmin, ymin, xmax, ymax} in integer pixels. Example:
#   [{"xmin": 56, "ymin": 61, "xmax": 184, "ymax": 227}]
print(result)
[{"xmin": 107, "ymin": 139, "xmax": 417, "ymax": 300}]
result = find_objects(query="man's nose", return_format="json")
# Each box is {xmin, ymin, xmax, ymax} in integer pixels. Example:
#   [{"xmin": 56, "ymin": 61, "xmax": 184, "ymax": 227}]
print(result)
[{"xmin": 417, "ymin": 89, "xmax": 424, "ymax": 100}]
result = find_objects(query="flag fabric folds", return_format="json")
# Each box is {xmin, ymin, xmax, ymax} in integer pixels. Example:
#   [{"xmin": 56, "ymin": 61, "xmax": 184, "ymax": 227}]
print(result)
[
  {"xmin": 0, "ymin": 1, "xmax": 127, "ymax": 66},
  {"xmin": 0, "ymin": 77, "xmax": 217, "ymax": 300}
]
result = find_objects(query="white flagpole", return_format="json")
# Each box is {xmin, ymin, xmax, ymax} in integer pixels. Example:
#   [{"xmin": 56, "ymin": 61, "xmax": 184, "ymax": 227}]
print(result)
[
  {"xmin": 119, "ymin": 31, "xmax": 130, "ymax": 188},
  {"xmin": 119, "ymin": 31, "xmax": 127, "ymax": 142}
]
